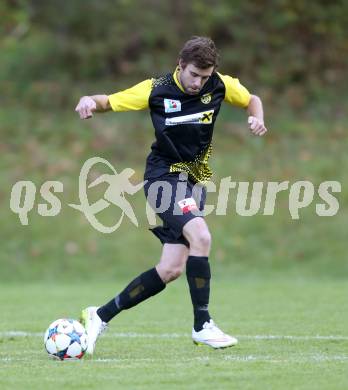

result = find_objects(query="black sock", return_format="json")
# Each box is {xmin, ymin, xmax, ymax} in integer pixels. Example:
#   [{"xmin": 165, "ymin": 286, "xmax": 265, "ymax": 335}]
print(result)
[
  {"xmin": 97, "ymin": 267, "xmax": 166, "ymax": 323},
  {"xmin": 186, "ymin": 255, "xmax": 211, "ymax": 331}
]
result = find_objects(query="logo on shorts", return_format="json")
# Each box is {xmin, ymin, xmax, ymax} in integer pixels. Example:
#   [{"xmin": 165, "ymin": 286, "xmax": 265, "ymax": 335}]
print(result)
[
  {"xmin": 164, "ymin": 98, "xmax": 181, "ymax": 113},
  {"xmin": 178, "ymin": 197, "xmax": 198, "ymax": 214},
  {"xmin": 201, "ymin": 93, "xmax": 212, "ymax": 104}
]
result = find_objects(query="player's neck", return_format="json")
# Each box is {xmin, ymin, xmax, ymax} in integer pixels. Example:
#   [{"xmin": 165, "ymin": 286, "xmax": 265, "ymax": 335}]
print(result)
[{"xmin": 173, "ymin": 67, "xmax": 186, "ymax": 93}]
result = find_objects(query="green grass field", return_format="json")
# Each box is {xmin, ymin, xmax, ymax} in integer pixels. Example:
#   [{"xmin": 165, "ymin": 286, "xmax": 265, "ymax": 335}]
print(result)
[
  {"xmin": 1, "ymin": 106, "xmax": 347, "ymax": 389},
  {"xmin": 0, "ymin": 278, "xmax": 347, "ymax": 390}
]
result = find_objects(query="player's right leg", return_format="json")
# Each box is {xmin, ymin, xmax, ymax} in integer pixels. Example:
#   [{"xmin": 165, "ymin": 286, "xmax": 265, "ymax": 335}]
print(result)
[{"xmin": 81, "ymin": 243, "xmax": 188, "ymax": 355}]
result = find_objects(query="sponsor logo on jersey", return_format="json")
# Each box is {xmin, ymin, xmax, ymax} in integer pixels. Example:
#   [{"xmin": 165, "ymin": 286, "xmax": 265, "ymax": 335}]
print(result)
[
  {"xmin": 201, "ymin": 93, "xmax": 212, "ymax": 104},
  {"xmin": 177, "ymin": 197, "xmax": 198, "ymax": 214},
  {"xmin": 164, "ymin": 98, "xmax": 181, "ymax": 113},
  {"xmin": 165, "ymin": 109, "xmax": 214, "ymax": 126}
]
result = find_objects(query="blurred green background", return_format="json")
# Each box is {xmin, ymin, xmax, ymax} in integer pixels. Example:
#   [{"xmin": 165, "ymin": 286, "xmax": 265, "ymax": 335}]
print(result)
[{"xmin": 1, "ymin": 0, "xmax": 347, "ymax": 281}]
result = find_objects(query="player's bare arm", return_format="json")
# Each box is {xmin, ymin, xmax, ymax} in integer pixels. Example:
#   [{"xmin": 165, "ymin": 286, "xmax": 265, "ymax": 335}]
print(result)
[
  {"xmin": 75, "ymin": 94, "xmax": 111, "ymax": 119},
  {"xmin": 247, "ymin": 94, "xmax": 267, "ymax": 136}
]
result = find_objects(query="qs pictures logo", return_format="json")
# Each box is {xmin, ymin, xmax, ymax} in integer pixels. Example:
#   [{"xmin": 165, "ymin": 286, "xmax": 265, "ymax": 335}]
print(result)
[
  {"xmin": 9, "ymin": 157, "xmax": 342, "ymax": 233},
  {"xmin": 69, "ymin": 157, "xmax": 145, "ymax": 233},
  {"xmin": 9, "ymin": 157, "xmax": 146, "ymax": 233}
]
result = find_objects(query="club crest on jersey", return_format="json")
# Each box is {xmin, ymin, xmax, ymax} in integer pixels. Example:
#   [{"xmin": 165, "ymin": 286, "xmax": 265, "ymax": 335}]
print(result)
[
  {"xmin": 164, "ymin": 98, "xmax": 181, "ymax": 113},
  {"xmin": 201, "ymin": 93, "xmax": 212, "ymax": 104}
]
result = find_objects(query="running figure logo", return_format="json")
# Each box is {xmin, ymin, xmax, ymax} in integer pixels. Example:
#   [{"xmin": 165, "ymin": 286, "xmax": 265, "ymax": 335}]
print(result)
[{"xmin": 69, "ymin": 157, "xmax": 145, "ymax": 233}]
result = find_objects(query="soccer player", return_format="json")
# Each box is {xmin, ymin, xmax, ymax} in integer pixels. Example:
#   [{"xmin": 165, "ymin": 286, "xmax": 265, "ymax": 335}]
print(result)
[{"xmin": 75, "ymin": 36, "xmax": 267, "ymax": 352}]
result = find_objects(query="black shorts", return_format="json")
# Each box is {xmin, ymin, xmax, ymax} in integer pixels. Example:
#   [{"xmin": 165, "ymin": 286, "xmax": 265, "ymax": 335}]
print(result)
[{"xmin": 143, "ymin": 172, "xmax": 207, "ymax": 247}]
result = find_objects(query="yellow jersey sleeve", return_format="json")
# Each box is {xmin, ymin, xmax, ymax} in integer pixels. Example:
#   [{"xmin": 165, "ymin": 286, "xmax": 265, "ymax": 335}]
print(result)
[
  {"xmin": 217, "ymin": 73, "xmax": 251, "ymax": 108},
  {"xmin": 108, "ymin": 79, "xmax": 152, "ymax": 111}
]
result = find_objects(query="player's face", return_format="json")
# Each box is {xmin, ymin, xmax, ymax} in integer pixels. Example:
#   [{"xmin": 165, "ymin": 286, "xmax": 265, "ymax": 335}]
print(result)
[{"xmin": 178, "ymin": 61, "xmax": 214, "ymax": 95}]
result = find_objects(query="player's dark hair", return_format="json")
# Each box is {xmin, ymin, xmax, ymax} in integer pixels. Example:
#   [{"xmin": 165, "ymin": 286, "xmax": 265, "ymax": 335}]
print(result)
[{"xmin": 178, "ymin": 36, "xmax": 219, "ymax": 69}]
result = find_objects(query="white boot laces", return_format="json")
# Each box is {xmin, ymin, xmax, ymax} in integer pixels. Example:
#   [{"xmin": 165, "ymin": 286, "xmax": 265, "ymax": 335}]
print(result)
[{"xmin": 204, "ymin": 320, "xmax": 224, "ymax": 335}]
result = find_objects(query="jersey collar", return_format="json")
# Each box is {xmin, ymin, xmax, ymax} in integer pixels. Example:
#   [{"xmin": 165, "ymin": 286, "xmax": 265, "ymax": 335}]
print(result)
[{"xmin": 173, "ymin": 66, "xmax": 185, "ymax": 93}]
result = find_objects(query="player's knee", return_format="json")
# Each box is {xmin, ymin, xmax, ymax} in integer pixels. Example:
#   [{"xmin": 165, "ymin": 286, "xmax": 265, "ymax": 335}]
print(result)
[
  {"xmin": 156, "ymin": 263, "xmax": 184, "ymax": 283},
  {"xmin": 183, "ymin": 218, "xmax": 211, "ymax": 250},
  {"xmin": 169, "ymin": 266, "xmax": 184, "ymax": 282},
  {"xmin": 199, "ymin": 230, "xmax": 212, "ymax": 249},
  {"xmin": 189, "ymin": 230, "xmax": 211, "ymax": 251},
  {"xmin": 163, "ymin": 266, "xmax": 184, "ymax": 283}
]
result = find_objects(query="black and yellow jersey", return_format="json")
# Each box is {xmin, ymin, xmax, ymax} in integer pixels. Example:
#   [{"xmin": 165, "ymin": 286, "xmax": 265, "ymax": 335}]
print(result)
[{"xmin": 108, "ymin": 68, "xmax": 250, "ymax": 184}]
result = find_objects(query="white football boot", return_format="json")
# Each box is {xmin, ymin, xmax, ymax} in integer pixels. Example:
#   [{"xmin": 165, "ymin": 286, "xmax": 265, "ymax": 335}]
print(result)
[
  {"xmin": 192, "ymin": 319, "xmax": 238, "ymax": 349},
  {"xmin": 81, "ymin": 306, "xmax": 108, "ymax": 354}
]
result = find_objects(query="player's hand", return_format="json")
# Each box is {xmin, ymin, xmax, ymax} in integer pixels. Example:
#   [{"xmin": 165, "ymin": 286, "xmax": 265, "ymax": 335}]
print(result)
[
  {"xmin": 248, "ymin": 116, "xmax": 267, "ymax": 136},
  {"xmin": 75, "ymin": 96, "xmax": 97, "ymax": 119}
]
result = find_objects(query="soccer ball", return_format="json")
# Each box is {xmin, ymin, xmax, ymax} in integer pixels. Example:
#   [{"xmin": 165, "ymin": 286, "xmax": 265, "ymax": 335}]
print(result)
[{"xmin": 44, "ymin": 318, "xmax": 88, "ymax": 360}]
